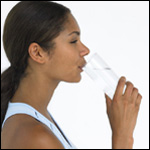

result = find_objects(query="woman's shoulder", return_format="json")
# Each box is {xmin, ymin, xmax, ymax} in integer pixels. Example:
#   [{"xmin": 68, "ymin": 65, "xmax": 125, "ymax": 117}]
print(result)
[{"xmin": 1, "ymin": 114, "xmax": 64, "ymax": 149}]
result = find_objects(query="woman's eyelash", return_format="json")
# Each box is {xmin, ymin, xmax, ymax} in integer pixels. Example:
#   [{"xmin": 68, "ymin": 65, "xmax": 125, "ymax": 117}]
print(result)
[{"xmin": 70, "ymin": 40, "xmax": 78, "ymax": 44}]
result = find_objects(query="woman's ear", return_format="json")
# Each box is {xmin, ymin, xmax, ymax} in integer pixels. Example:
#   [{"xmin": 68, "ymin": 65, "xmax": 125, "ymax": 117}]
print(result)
[{"xmin": 28, "ymin": 43, "xmax": 46, "ymax": 64}]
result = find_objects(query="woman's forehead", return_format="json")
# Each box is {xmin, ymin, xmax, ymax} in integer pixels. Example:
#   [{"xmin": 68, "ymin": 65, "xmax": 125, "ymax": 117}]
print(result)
[{"xmin": 63, "ymin": 14, "xmax": 80, "ymax": 35}]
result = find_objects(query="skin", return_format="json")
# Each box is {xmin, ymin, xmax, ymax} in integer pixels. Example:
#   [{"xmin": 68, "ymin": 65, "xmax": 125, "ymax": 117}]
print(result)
[{"xmin": 1, "ymin": 13, "xmax": 142, "ymax": 149}]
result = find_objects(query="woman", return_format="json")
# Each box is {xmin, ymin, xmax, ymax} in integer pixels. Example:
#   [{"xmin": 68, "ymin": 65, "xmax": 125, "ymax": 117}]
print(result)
[{"xmin": 1, "ymin": 1, "xmax": 142, "ymax": 149}]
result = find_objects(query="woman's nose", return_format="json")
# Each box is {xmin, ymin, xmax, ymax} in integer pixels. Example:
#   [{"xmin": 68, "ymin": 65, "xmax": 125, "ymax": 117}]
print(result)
[{"xmin": 80, "ymin": 43, "xmax": 90, "ymax": 57}]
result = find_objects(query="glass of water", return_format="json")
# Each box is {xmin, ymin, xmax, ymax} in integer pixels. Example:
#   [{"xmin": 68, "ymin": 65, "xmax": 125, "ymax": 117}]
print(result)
[{"xmin": 83, "ymin": 53, "xmax": 124, "ymax": 99}]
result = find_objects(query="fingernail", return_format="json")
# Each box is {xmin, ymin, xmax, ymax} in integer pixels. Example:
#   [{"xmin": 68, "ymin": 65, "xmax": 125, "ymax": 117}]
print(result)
[{"xmin": 121, "ymin": 76, "xmax": 126, "ymax": 81}]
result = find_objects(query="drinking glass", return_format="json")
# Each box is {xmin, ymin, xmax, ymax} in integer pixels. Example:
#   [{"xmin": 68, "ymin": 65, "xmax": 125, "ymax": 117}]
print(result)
[{"xmin": 83, "ymin": 53, "xmax": 125, "ymax": 99}]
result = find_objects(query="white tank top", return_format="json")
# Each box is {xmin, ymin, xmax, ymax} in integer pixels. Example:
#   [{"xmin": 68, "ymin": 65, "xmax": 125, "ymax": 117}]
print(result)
[{"xmin": 2, "ymin": 102, "xmax": 76, "ymax": 149}]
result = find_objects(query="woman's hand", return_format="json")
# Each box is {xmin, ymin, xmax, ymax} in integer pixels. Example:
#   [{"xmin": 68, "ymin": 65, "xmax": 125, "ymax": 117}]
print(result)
[{"xmin": 105, "ymin": 77, "xmax": 142, "ymax": 148}]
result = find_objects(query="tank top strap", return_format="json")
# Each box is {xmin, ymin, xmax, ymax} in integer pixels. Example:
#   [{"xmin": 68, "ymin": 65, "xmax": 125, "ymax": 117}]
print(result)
[
  {"xmin": 2, "ymin": 102, "xmax": 76, "ymax": 149},
  {"xmin": 2, "ymin": 102, "xmax": 53, "ymax": 129}
]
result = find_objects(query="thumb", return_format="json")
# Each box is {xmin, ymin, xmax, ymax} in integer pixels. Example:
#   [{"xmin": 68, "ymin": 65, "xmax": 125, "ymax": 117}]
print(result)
[{"xmin": 105, "ymin": 94, "xmax": 112, "ymax": 112}]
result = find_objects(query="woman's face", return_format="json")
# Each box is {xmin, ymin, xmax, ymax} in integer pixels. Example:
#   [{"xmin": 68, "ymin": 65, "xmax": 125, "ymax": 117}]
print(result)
[{"xmin": 46, "ymin": 14, "xmax": 90, "ymax": 83}]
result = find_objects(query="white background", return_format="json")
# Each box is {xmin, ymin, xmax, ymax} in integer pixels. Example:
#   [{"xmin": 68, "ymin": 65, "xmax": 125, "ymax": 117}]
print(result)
[{"xmin": 1, "ymin": 1, "xmax": 149, "ymax": 149}]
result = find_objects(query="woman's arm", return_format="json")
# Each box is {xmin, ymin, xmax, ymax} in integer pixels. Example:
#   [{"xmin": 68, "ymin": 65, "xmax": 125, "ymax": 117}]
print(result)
[{"xmin": 112, "ymin": 135, "xmax": 134, "ymax": 149}]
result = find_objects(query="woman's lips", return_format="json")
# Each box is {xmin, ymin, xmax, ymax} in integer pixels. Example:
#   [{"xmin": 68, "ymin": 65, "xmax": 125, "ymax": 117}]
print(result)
[
  {"xmin": 78, "ymin": 62, "xmax": 86, "ymax": 72},
  {"xmin": 78, "ymin": 66, "xmax": 84, "ymax": 72}
]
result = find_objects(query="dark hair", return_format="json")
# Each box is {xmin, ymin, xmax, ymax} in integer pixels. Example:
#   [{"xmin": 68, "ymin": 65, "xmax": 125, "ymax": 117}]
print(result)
[{"xmin": 1, "ymin": 1, "xmax": 70, "ymax": 130}]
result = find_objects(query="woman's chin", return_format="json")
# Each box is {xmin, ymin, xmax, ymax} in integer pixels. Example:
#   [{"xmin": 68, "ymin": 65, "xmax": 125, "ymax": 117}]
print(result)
[{"xmin": 64, "ymin": 75, "xmax": 82, "ymax": 83}]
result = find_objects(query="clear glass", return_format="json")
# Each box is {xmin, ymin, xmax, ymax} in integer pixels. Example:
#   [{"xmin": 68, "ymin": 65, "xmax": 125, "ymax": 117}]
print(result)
[{"xmin": 83, "ymin": 53, "xmax": 124, "ymax": 99}]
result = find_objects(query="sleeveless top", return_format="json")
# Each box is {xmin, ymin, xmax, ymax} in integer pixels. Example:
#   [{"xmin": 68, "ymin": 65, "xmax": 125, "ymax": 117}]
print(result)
[{"xmin": 2, "ymin": 102, "xmax": 76, "ymax": 149}]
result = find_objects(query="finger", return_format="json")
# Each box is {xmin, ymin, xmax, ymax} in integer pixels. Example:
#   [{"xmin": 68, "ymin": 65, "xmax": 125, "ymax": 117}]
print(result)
[
  {"xmin": 124, "ymin": 81, "xmax": 134, "ymax": 98},
  {"xmin": 131, "ymin": 88, "xmax": 139, "ymax": 102},
  {"xmin": 114, "ymin": 76, "xmax": 126, "ymax": 99},
  {"xmin": 105, "ymin": 94, "xmax": 112, "ymax": 114},
  {"xmin": 135, "ymin": 93, "xmax": 142, "ymax": 107}
]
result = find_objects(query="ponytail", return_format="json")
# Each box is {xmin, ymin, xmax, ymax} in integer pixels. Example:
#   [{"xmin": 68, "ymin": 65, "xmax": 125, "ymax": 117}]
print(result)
[{"xmin": 1, "ymin": 66, "xmax": 23, "ymax": 129}]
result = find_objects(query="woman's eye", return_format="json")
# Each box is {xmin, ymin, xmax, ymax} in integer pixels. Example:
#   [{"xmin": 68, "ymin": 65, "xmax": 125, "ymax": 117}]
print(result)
[{"xmin": 70, "ymin": 40, "xmax": 78, "ymax": 44}]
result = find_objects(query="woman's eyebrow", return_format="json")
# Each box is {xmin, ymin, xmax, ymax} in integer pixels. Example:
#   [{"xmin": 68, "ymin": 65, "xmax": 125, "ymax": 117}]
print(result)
[{"xmin": 68, "ymin": 31, "xmax": 80, "ymax": 36}]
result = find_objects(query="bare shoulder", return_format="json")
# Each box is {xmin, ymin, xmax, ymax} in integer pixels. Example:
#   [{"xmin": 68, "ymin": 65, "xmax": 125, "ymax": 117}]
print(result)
[
  {"xmin": 20, "ymin": 119, "xmax": 65, "ymax": 149},
  {"xmin": 24, "ymin": 122, "xmax": 65, "ymax": 149},
  {"xmin": 1, "ymin": 114, "xmax": 64, "ymax": 149}
]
